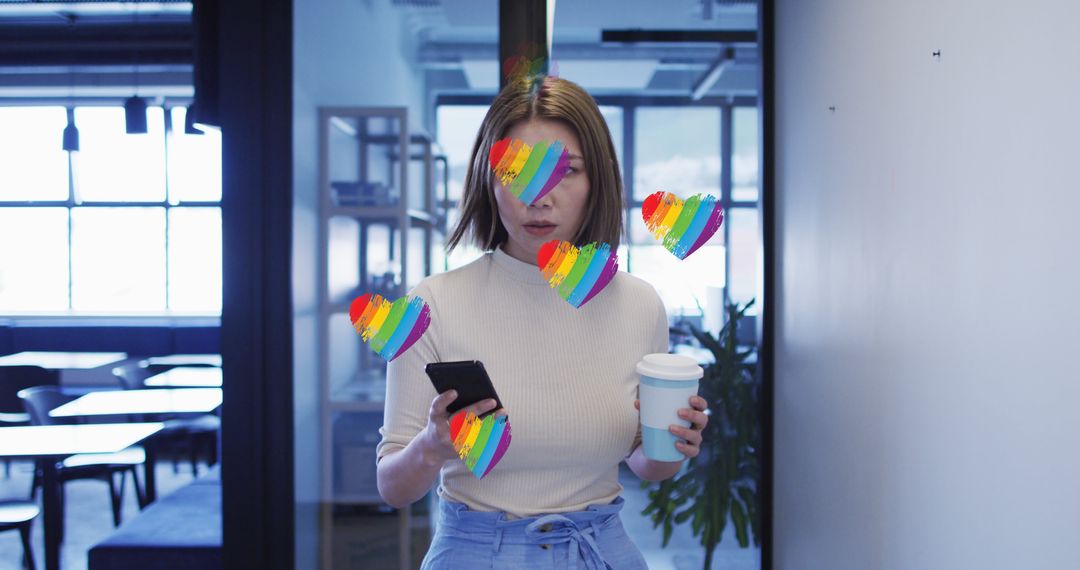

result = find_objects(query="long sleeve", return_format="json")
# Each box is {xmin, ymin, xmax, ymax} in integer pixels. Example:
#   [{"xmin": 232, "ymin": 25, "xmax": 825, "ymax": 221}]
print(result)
[
  {"xmin": 625, "ymin": 287, "xmax": 670, "ymax": 460},
  {"xmin": 375, "ymin": 280, "xmax": 442, "ymax": 464}
]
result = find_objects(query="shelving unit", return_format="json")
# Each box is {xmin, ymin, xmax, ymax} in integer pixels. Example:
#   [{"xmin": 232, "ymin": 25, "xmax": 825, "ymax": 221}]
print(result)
[{"xmin": 316, "ymin": 107, "xmax": 448, "ymax": 570}]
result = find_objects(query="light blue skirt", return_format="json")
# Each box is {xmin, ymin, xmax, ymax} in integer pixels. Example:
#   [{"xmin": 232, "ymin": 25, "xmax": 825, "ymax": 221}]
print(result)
[{"xmin": 420, "ymin": 495, "xmax": 650, "ymax": 570}]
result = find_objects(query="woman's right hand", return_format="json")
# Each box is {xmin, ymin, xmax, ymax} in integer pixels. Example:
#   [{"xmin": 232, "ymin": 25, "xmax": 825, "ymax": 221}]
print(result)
[{"xmin": 420, "ymin": 390, "xmax": 506, "ymax": 467}]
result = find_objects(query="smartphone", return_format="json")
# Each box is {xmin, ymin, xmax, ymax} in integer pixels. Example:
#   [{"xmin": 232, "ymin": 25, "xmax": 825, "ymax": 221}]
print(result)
[{"xmin": 424, "ymin": 360, "xmax": 503, "ymax": 418}]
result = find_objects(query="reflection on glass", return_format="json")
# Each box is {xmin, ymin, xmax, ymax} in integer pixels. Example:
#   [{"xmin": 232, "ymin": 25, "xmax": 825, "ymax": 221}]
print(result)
[
  {"xmin": 598, "ymin": 105, "xmax": 624, "ymax": 169},
  {"xmin": 328, "ymin": 216, "xmax": 360, "ymax": 304},
  {"xmin": 74, "ymin": 107, "xmax": 166, "ymax": 202},
  {"xmin": 406, "ymin": 226, "xmax": 426, "ymax": 291},
  {"xmin": 436, "ymin": 105, "xmax": 488, "ymax": 203},
  {"xmin": 0, "ymin": 107, "xmax": 69, "ymax": 202},
  {"xmin": 71, "ymin": 207, "xmax": 165, "ymax": 311},
  {"xmin": 634, "ymin": 107, "xmax": 721, "ymax": 203},
  {"xmin": 168, "ymin": 107, "xmax": 222, "ymax": 203},
  {"xmin": 168, "ymin": 207, "xmax": 222, "ymax": 312},
  {"xmin": 0, "ymin": 208, "xmax": 69, "ymax": 311},
  {"xmin": 329, "ymin": 312, "xmax": 363, "ymax": 400},
  {"xmin": 628, "ymin": 244, "xmax": 725, "ymax": 316},
  {"xmin": 443, "ymin": 207, "xmax": 484, "ymax": 271},
  {"xmin": 366, "ymin": 224, "xmax": 394, "ymax": 279},
  {"xmin": 733, "ymin": 107, "xmax": 759, "ymax": 202},
  {"xmin": 728, "ymin": 207, "xmax": 759, "ymax": 310},
  {"xmin": 628, "ymin": 207, "xmax": 652, "ymax": 245}
]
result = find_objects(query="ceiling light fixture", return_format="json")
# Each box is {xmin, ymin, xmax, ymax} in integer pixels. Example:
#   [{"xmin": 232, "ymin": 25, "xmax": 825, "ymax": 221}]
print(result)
[
  {"xmin": 184, "ymin": 104, "xmax": 203, "ymax": 135},
  {"xmin": 62, "ymin": 107, "xmax": 80, "ymax": 152},
  {"xmin": 125, "ymin": 4, "xmax": 148, "ymax": 134},
  {"xmin": 125, "ymin": 95, "xmax": 148, "ymax": 133},
  {"xmin": 691, "ymin": 47, "xmax": 734, "ymax": 100}
]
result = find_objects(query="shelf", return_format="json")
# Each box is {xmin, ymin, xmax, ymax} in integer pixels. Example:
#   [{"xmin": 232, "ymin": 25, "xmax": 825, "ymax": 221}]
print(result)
[
  {"xmin": 331, "ymin": 493, "xmax": 389, "ymax": 505},
  {"xmin": 329, "ymin": 206, "xmax": 444, "ymax": 228},
  {"xmin": 328, "ymin": 400, "xmax": 385, "ymax": 412},
  {"xmin": 319, "ymin": 106, "xmax": 444, "ymax": 570}
]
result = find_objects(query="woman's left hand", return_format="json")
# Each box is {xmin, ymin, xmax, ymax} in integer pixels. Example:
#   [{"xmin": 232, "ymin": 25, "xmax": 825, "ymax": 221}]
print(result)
[{"xmin": 633, "ymin": 395, "xmax": 709, "ymax": 459}]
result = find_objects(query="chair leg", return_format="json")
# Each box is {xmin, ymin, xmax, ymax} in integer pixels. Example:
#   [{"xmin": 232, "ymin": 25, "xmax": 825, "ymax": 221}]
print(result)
[
  {"xmin": 29, "ymin": 467, "xmax": 40, "ymax": 500},
  {"xmin": 130, "ymin": 465, "xmax": 146, "ymax": 510},
  {"xmin": 4, "ymin": 458, "xmax": 10, "ymax": 479},
  {"xmin": 208, "ymin": 434, "xmax": 219, "ymax": 467},
  {"xmin": 190, "ymin": 437, "xmax": 200, "ymax": 476},
  {"xmin": 19, "ymin": 522, "xmax": 35, "ymax": 570},
  {"xmin": 107, "ymin": 471, "xmax": 124, "ymax": 527},
  {"xmin": 56, "ymin": 480, "xmax": 66, "ymax": 545}
]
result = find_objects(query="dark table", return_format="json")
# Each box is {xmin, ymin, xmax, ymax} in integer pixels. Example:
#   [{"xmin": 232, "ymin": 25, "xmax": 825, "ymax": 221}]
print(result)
[
  {"xmin": 0, "ymin": 423, "xmax": 165, "ymax": 570},
  {"xmin": 144, "ymin": 367, "xmax": 222, "ymax": 388}
]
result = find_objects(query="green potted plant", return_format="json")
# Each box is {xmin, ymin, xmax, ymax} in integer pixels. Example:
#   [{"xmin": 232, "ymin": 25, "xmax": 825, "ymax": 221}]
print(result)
[{"xmin": 639, "ymin": 298, "xmax": 762, "ymax": 570}]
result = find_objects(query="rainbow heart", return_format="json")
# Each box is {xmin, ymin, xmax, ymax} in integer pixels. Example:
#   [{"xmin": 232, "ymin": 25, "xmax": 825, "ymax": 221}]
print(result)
[
  {"xmin": 348, "ymin": 293, "xmax": 431, "ymax": 361},
  {"xmin": 642, "ymin": 191, "xmax": 724, "ymax": 260},
  {"xmin": 536, "ymin": 240, "xmax": 618, "ymax": 308},
  {"xmin": 489, "ymin": 137, "xmax": 571, "ymax": 205},
  {"xmin": 450, "ymin": 409, "xmax": 512, "ymax": 479}
]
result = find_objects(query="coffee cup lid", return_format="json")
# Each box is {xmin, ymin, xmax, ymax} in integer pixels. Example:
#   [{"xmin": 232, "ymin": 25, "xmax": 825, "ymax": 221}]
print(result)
[{"xmin": 636, "ymin": 353, "xmax": 703, "ymax": 381}]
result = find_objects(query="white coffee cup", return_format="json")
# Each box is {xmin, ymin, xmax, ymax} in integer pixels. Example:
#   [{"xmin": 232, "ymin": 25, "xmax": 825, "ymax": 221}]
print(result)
[{"xmin": 636, "ymin": 353, "xmax": 703, "ymax": 462}]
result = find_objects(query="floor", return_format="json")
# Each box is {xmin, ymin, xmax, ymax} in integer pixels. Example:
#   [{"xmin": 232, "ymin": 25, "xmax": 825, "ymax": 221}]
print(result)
[{"xmin": 0, "ymin": 456, "xmax": 201, "ymax": 570}]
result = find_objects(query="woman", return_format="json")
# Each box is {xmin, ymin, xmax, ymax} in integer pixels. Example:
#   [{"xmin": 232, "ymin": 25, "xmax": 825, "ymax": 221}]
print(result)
[{"xmin": 375, "ymin": 75, "xmax": 710, "ymax": 569}]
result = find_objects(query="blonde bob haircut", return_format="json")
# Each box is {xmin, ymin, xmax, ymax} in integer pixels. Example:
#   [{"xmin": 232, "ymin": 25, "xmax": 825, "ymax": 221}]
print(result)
[{"xmin": 446, "ymin": 75, "xmax": 625, "ymax": 254}]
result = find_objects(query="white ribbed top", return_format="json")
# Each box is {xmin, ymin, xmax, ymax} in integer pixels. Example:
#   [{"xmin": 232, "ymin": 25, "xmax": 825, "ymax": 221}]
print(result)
[{"xmin": 376, "ymin": 245, "xmax": 669, "ymax": 520}]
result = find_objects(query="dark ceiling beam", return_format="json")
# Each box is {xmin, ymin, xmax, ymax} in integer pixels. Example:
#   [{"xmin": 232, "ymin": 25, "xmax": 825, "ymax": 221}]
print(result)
[
  {"xmin": 601, "ymin": 29, "xmax": 758, "ymax": 44},
  {"xmin": 0, "ymin": 20, "xmax": 193, "ymax": 66},
  {"xmin": 418, "ymin": 42, "xmax": 759, "ymax": 64},
  {"xmin": 498, "ymin": 0, "xmax": 547, "ymax": 91}
]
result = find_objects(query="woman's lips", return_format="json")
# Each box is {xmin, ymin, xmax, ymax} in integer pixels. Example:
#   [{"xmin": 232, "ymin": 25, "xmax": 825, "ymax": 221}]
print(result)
[{"xmin": 523, "ymin": 224, "xmax": 556, "ymax": 237}]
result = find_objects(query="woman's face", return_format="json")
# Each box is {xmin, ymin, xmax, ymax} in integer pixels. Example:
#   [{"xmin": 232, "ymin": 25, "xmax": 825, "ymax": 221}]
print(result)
[{"xmin": 494, "ymin": 117, "xmax": 590, "ymax": 265}]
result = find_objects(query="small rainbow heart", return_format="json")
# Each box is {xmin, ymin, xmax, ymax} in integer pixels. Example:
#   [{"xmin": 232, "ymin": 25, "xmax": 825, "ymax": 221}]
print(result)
[
  {"xmin": 642, "ymin": 191, "xmax": 724, "ymax": 260},
  {"xmin": 489, "ymin": 137, "xmax": 571, "ymax": 206},
  {"xmin": 536, "ymin": 240, "xmax": 618, "ymax": 308},
  {"xmin": 450, "ymin": 409, "xmax": 512, "ymax": 479},
  {"xmin": 348, "ymin": 293, "xmax": 431, "ymax": 361}
]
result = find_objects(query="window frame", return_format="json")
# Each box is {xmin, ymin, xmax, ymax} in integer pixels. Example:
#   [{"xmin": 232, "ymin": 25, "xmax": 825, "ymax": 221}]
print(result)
[{"xmin": 0, "ymin": 104, "xmax": 222, "ymax": 319}]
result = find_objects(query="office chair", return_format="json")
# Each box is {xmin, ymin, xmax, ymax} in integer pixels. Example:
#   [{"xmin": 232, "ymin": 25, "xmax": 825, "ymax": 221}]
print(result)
[
  {"xmin": 112, "ymin": 363, "xmax": 220, "ymax": 476},
  {"xmin": 0, "ymin": 499, "xmax": 37, "ymax": 570},
  {"xmin": 18, "ymin": 385, "xmax": 146, "ymax": 531},
  {"xmin": 0, "ymin": 365, "xmax": 60, "ymax": 479}
]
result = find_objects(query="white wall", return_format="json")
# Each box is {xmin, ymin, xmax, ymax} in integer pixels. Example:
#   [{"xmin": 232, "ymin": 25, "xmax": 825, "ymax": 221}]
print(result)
[
  {"xmin": 293, "ymin": 0, "xmax": 426, "ymax": 567},
  {"xmin": 774, "ymin": 1, "xmax": 1080, "ymax": 568}
]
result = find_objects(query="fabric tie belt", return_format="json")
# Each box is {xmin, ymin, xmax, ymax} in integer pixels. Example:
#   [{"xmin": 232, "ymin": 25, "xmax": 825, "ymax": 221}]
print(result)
[{"xmin": 520, "ymin": 514, "xmax": 612, "ymax": 570}]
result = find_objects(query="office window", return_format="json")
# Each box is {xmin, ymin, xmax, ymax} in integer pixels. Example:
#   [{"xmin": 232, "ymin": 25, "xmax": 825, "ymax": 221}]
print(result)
[
  {"xmin": 75, "ymin": 107, "xmax": 166, "ymax": 202},
  {"xmin": 435, "ymin": 105, "xmax": 487, "ymax": 270},
  {"xmin": 733, "ymin": 106, "xmax": 759, "ymax": 202},
  {"xmin": 0, "ymin": 105, "xmax": 222, "ymax": 315},
  {"xmin": 633, "ymin": 107, "xmax": 721, "ymax": 203},
  {"xmin": 168, "ymin": 107, "xmax": 222, "ymax": 202},
  {"xmin": 168, "ymin": 207, "xmax": 222, "ymax": 312},
  {"xmin": 70, "ymin": 207, "xmax": 166, "ymax": 311},
  {"xmin": 728, "ymin": 207, "xmax": 759, "ymax": 308},
  {"xmin": 598, "ymin": 105, "xmax": 624, "ymax": 169},
  {"xmin": 0, "ymin": 208, "xmax": 69, "ymax": 311},
  {"xmin": 0, "ymin": 107, "xmax": 69, "ymax": 201}
]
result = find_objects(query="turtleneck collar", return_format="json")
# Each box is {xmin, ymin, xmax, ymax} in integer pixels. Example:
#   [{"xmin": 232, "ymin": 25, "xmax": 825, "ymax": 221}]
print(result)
[{"xmin": 491, "ymin": 244, "xmax": 550, "ymax": 286}]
